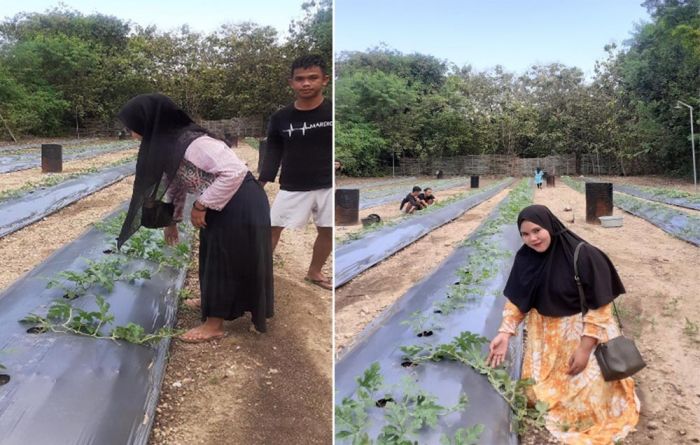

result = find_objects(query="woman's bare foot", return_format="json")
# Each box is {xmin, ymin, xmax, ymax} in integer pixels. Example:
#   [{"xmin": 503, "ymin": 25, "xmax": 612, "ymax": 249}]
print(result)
[
  {"xmin": 183, "ymin": 298, "xmax": 201, "ymax": 309},
  {"xmin": 178, "ymin": 317, "xmax": 226, "ymax": 343}
]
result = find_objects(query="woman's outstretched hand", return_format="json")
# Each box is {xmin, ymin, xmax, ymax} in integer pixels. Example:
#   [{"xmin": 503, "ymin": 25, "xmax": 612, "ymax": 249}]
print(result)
[
  {"xmin": 488, "ymin": 332, "xmax": 512, "ymax": 367},
  {"xmin": 164, "ymin": 224, "xmax": 179, "ymax": 246}
]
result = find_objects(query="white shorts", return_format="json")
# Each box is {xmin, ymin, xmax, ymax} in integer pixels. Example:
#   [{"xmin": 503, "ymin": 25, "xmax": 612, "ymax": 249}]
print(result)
[{"xmin": 270, "ymin": 188, "xmax": 332, "ymax": 229}]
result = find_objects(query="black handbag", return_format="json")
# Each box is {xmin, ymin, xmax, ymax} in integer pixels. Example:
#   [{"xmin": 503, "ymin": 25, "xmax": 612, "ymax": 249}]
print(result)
[
  {"xmin": 141, "ymin": 179, "xmax": 175, "ymax": 229},
  {"xmin": 574, "ymin": 242, "xmax": 646, "ymax": 381}
]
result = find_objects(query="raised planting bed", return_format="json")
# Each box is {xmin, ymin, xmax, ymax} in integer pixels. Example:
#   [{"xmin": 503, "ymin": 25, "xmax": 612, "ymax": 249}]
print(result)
[
  {"xmin": 335, "ymin": 179, "xmax": 512, "ymax": 288},
  {"xmin": 336, "ymin": 180, "xmax": 537, "ymax": 444},
  {"xmin": 0, "ymin": 209, "xmax": 192, "ymax": 445},
  {"xmin": 359, "ymin": 177, "xmax": 470, "ymax": 210},
  {"xmin": 563, "ymin": 177, "xmax": 700, "ymax": 247},
  {"xmin": 0, "ymin": 137, "xmax": 101, "ymax": 153},
  {"xmin": 582, "ymin": 177, "xmax": 700, "ymax": 211},
  {"xmin": 339, "ymin": 176, "xmax": 418, "ymax": 191},
  {"xmin": 0, "ymin": 140, "xmax": 136, "ymax": 173},
  {"xmin": 0, "ymin": 161, "xmax": 136, "ymax": 238}
]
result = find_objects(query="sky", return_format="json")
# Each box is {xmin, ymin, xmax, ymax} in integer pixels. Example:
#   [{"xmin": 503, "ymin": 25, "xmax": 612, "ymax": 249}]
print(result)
[
  {"xmin": 0, "ymin": 0, "xmax": 309, "ymax": 37},
  {"xmin": 335, "ymin": 0, "xmax": 651, "ymax": 77}
]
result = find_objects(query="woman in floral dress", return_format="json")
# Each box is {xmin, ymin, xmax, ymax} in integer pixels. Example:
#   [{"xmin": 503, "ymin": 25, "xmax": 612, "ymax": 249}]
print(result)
[{"xmin": 488, "ymin": 205, "xmax": 639, "ymax": 444}]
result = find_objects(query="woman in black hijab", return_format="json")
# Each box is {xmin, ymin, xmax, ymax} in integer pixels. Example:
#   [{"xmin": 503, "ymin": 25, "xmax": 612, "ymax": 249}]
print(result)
[
  {"xmin": 118, "ymin": 94, "xmax": 273, "ymax": 341},
  {"xmin": 487, "ymin": 205, "xmax": 639, "ymax": 444}
]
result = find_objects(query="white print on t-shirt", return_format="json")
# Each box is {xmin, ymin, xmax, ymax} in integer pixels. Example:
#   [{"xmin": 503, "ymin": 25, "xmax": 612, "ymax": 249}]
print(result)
[{"xmin": 282, "ymin": 121, "xmax": 333, "ymax": 137}]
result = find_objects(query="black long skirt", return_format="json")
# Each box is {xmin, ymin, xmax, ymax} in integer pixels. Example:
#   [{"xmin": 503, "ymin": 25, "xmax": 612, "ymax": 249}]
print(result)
[{"xmin": 199, "ymin": 172, "xmax": 274, "ymax": 332}]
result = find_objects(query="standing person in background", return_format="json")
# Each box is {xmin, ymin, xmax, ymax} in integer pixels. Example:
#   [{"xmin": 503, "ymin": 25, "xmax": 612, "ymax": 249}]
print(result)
[
  {"xmin": 258, "ymin": 54, "xmax": 333, "ymax": 290},
  {"xmin": 535, "ymin": 167, "xmax": 544, "ymax": 189}
]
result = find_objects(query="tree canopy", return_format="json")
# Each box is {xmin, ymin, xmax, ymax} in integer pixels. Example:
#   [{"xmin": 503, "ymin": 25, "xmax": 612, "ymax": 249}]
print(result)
[
  {"xmin": 0, "ymin": 1, "xmax": 332, "ymax": 137},
  {"xmin": 336, "ymin": 0, "xmax": 699, "ymax": 177}
]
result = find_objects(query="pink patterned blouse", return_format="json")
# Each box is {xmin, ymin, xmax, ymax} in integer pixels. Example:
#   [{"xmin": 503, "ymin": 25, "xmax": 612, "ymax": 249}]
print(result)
[{"xmin": 166, "ymin": 135, "xmax": 249, "ymax": 222}]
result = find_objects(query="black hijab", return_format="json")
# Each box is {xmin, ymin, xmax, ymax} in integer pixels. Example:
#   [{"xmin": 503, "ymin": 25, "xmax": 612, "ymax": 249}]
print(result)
[
  {"xmin": 116, "ymin": 94, "xmax": 208, "ymax": 248},
  {"xmin": 503, "ymin": 205, "xmax": 625, "ymax": 316}
]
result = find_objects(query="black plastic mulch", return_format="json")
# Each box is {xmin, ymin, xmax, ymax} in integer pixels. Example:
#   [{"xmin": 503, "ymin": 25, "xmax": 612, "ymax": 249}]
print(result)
[
  {"xmin": 0, "ymin": 161, "xmax": 135, "ymax": 238},
  {"xmin": 0, "ymin": 141, "xmax": 136, "ymax": 173},
  {"xmin": 336, "ymin": 188, "xmax": 528, "ymax": 445},
  {"xmin": 582, "ymin": 177, "xmax": 700, "ymax": 211},
  {"xmin": 566, "ymin": 177, "xmax": 700, "ymax": 247},
  {"xmin": 0, "ymin": 209, "xmax": 190, "ymax": 444}
]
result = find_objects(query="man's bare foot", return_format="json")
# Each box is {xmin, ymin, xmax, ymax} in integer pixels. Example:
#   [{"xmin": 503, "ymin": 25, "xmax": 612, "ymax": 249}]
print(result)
[{"xmin": 304, "ymin": 275, "xmax": 332, "ymax": 290}]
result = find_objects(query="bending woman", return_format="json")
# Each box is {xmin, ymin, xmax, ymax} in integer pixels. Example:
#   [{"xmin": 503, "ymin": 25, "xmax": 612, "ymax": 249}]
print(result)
[
  {"xmin": 488, "ymin": 205, "xmax": 639, "ymax": 444},
  {"xmin": 117, "ymin": 94, "xmax": 273, "ymax": 341}
]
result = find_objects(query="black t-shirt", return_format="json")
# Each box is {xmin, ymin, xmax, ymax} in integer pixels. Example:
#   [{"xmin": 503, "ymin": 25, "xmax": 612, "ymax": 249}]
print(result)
[
  {"xmin": 418, "ymin": 193, "xmax": 435, "ymax": 201},
  {"xmin": 259, "ymin": 99, "xmax": 332, "ymax": 191},
  {"xmin": 400, "ymin": 193, "xmax": 419, "ymax": 209}
]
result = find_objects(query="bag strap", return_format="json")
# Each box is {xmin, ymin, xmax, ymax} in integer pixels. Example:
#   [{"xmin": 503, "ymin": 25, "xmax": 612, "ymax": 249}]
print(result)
[
  {"xmin": 574, "ymin": 242, "xmax": 623, "ymax": 329},
  {"xmin": 148, "ymin": 175, "xmax": 172, "ymax": 202}
]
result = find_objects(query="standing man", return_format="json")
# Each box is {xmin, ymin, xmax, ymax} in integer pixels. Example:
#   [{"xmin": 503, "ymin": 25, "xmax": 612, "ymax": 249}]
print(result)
[{"xmin": 258, "ymin": 54, "xmax": 333, "ymax": 290}]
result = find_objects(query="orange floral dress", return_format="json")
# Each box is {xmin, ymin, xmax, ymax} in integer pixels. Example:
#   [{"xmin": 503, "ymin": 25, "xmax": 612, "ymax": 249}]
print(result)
[{"xmin": 499, "ymin": 300, "xmax": 640, "ymax": 444}]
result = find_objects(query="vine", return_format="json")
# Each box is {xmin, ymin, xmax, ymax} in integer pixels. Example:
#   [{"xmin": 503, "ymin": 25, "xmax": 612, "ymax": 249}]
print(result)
[
  {"xmin": 47, "ymin": 257, "xmax": 151, "ymax": 299},
  {"xmin": 22, "ymin": 295, "xmax": 180, "ymax": 345},
  {"xmin": 400, "ymin": 332, "xmax": 548, "ymax": 433},
  {"xmin": 335, "ymin": 362, "xmax": 483, "ymax": 445}
]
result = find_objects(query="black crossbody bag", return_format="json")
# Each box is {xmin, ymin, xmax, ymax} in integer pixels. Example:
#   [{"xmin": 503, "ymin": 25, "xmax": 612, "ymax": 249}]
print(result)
[
  {"xmin": 574, "ymin": 242, "xmax": 646, "ymax": 381},
  {"xmin": 141, "ymin": 179, "xmax": 175, "ymax": 229}
]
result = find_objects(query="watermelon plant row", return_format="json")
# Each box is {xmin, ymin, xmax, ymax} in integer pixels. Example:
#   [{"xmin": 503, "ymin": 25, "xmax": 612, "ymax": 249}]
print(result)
[
  {"xmin": 336, "ymin": 180, "xmax": 537, "ymax": 444},
  {"xmin": 0, "ymin": 208, "xmax": 193, "ymax": 444}
]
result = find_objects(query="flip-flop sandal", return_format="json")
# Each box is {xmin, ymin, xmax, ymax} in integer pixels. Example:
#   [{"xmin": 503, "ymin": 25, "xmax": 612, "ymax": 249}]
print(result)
[
  {"xmin": 304, "ymin": 277, "xmax": 333, "ymax": 290},
  {"xmin": 177, "ymin": 331, "xmax": 228, "ymax": 344}
]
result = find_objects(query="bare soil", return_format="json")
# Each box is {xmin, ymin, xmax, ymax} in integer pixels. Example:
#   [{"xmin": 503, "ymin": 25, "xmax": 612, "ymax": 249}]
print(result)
[{"xmin": 149, "ymin": 142, "xmax": 332, "ymax": 445}]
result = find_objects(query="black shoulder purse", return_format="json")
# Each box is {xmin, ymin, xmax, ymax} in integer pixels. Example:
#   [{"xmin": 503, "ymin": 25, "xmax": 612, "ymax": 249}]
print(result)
[
  {"xmin": 574, "ymin": 242, "xmax": 646, "ymax": 381},
  {"xmin": 141, "ymin": 179, "xmax": 175, "ymax": 229}
]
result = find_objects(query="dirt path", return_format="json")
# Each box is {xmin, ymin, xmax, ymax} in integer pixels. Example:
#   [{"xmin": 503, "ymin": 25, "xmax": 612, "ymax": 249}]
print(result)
[
  {"xmin": 532, "ymin": 183, "xmax": 700, "ymax": 444},
  {"xmin": 149, "ymin": 142, "xmax": 332, "ymax": 444},
  {"xmin": 0, "ymin": 147, "xmax": 137, "ymax": 192},
  {"xmin": 335, "ymin": 187, "xmax": 511, "ymax": 355}
]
